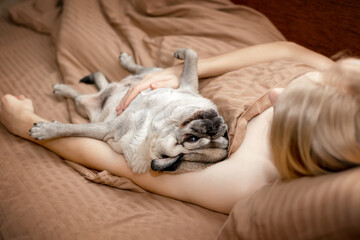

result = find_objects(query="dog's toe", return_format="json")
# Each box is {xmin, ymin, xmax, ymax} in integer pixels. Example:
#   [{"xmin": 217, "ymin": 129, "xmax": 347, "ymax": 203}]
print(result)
[
  {"xmin": 173, "ymin": 48, "xmax": 186, "ymax": 60},
  {"xmin": 29, "ymin": 122, "xmax": 57, "ymax": 140},
  {"xmin": 119, "ymin": 52, "xmax": 132, "ymax": 64}
]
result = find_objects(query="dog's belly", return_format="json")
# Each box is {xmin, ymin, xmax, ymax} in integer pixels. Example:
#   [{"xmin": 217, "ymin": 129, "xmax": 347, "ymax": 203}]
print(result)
[
  {"xmin": 90, "ymin": 69, "xmax": 163, "ymax": 123},
  {"xmin": 97, "ymin": 87, "xmax": 127, "ymax": 122},
  {"xmin": 95, "ymin": 83, "xmax": 214, "ymax": 123}
]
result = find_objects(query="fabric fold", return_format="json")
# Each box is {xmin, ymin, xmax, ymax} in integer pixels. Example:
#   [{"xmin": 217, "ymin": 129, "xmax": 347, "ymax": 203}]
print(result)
[{"xmin": 7, "ymin": 0, "xmax": 300, "ymax": 188}]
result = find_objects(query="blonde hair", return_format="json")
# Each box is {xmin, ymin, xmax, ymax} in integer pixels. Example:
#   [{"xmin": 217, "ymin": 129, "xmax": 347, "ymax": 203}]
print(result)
[{"xmin": 270, "ymin": 58, "xmax": 360, "ymax": 180}]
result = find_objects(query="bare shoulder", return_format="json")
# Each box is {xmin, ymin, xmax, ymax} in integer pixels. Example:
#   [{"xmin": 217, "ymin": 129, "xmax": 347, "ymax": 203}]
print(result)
[
  {"xmin": 195, "ymin": 107, "xmax": 279, "ymax": 199},
  {"xmin": 229, "ymin": 107, "xmax": 279, "ymax": 191},
  {"xmin": 230, "ymin": 107, "xmax": 277, "ymax": 174}
]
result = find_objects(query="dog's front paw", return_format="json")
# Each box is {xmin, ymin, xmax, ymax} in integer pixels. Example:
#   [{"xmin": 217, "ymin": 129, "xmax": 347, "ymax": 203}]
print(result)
[
  {"xmin": 173, "ymin": 48, "xmax": 186, "ymax": 60},
  {"xmin": 173, "ymin": 48, "xmax": 197, "ymax": 61},
  {"xmin": 29, "ymin": 121, "xmax": 61, "ymax": 140}
]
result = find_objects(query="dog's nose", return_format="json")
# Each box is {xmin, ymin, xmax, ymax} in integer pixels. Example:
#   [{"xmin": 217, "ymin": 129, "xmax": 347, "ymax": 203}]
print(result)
[{"xmin": 202, "ymin": 117, "xmax": 223, "ymax": 136}]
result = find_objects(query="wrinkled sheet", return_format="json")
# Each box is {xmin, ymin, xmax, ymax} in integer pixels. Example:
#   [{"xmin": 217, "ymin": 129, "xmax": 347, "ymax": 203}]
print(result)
[
  {"xmin": 0, "ymin": 17, "xmax": 226, "ymax": 239},
  {"xmin": 0, "ymin": 0, "xmax": 306, "ymax": 239}
]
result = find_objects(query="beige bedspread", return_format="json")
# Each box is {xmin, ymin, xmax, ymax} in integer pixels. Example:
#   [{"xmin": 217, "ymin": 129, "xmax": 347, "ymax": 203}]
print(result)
[{"xmin": 0, "ymin": 0, "xmax": 318, "ymax": 239}]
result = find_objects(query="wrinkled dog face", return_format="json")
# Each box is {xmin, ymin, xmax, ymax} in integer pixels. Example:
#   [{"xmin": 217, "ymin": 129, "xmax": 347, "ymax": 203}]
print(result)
[{"xmin": 151, "ymin": 109, "xmax": 228, "ymax": 173}]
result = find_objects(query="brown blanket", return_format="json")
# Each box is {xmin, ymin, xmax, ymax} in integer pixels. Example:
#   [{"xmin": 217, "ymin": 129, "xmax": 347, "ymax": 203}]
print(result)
[{"xmin": 1, "ymin": 0, "xmax": 318, "ymax": 239}]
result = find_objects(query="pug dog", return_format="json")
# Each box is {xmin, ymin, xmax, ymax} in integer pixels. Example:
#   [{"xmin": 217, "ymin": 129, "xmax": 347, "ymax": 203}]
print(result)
[{"xmin": 30, "ymin": 48, "xmax": 229, "ymax": 173}]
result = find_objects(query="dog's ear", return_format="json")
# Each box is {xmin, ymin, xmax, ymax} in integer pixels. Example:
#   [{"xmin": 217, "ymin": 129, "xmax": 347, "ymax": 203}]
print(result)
[
  {"xmin": 151, "ymin": 155, "xmax": 181, "ymax": 171},
  {"xmin": 182, "ymin": 148, "xmax": 228, "ymax": 163}
]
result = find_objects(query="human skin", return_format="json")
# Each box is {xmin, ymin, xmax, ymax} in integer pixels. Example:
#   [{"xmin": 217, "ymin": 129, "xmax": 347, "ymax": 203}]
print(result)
[
  {"xmin": 0, "ymin": 42, "xmax": 334, "ymax": 214},
  {"xmin": 0, "ymin": 94, "xmax": 278, "ymax": 214}
]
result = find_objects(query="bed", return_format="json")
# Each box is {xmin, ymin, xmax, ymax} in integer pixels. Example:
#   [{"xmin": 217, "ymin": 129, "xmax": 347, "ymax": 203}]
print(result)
[{"xmin": 0, "ymin": 0, "xmax": 359, "ymax": 239}]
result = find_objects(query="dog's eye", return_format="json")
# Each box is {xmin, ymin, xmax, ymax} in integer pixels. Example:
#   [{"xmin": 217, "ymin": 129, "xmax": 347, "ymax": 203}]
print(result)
[{"xmin": 185, "ymin": 135, "xmax": 199, "ymax": 143}]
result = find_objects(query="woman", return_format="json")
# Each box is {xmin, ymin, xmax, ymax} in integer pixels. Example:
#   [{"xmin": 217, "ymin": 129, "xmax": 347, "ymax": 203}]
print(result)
[
  {"xmin": 270, "ymin": 60, "xmax": 360, "ymax": 179},
  {"xmin": 1, "ymin": 42, "xmax": 359, "ymax": 214}
]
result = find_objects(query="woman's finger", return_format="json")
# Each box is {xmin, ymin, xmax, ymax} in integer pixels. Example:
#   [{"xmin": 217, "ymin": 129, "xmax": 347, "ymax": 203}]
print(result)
[
  {"xmin": 17, "ymin": 95, "xmax": 26, "ymax": 100},
  {"xmin": 117, "ymin": 82, "xmax": 151, "ymax": 114},
  {"xmin": 117, "ymin": 76, "xmax": 150, "ymax": 108},
  {"xmin": 150, "ymin": 78, "xmax": 176, "ymax": 89},
  {"xmin": 116, "ymin": 68, "xmax": 181, "ymax": 115}
]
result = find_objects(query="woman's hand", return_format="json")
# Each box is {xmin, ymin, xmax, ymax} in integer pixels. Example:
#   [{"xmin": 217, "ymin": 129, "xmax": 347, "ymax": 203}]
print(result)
[
  {"xmin": 0, "ymin": 94, "xmax": 36, "ymax": 138},
  {"xmin": 116, "ymin": 65, "xmax": 182, "ymax": 115}
]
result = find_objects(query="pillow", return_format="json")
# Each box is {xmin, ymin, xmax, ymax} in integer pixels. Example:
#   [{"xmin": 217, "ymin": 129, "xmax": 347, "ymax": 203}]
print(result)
[{"xmin": 217, "ymin": 167, "xmax": 360, "ymax": 239}]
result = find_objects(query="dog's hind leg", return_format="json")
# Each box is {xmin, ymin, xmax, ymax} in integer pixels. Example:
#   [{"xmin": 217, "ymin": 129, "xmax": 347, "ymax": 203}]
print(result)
[
  {"xmin": 53, "ymin": 84, "xmax": 98, "ymax": 120},
  {"xmin": 53, "ymin": 84, "xmax": 80, "ymax": 99},
  {"xmin": 80, "ymin": 72, "xmax": 109, "ymax": 91},
  {"xmin": 174, "ymin": 48, "xmax": 198, "ymax": 92},
  {"xmin": 119, "ymin": 52, "xmax": 156, "ymax": 75}
]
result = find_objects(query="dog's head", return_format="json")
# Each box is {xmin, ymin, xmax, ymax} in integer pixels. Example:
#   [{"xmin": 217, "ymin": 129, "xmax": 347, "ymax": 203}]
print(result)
[{"xmin": 150, "ymin": 108, "xmax": 228, "ymax": 173}]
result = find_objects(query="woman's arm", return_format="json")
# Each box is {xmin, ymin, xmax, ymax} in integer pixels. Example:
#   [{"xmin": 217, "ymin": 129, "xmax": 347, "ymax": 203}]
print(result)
[
  {"xmin": 117, "ymin": 41, "xmax": 334, "ymax": 113},
  {"xmin": 1, "ymin": 94, "xmax": 275, "ymax": 214},
  {"xmin": 197, "ymin": 41, "xmax": 333, "ymax": 78}
]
